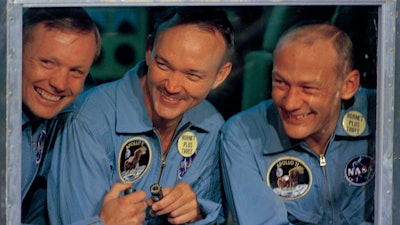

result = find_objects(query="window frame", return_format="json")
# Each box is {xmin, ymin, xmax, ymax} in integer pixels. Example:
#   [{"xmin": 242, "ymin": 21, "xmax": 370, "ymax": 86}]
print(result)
[{"xmin": 3, "ymin": 0, "xmax": 396, "ymax": 224}]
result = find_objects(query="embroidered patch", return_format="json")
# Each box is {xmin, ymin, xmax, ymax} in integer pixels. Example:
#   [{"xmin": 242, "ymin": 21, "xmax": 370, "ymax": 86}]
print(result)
[
  {"xmin": 344, "ymin": 155, "xmax": 375, "ymax": 186},
  {"xmin": 266, "ymin": 156, "xmax": 312, "ymax": 200},
  {"xmin": 35, "ymin": 130, "xmax": 46, "ymax": 164},
  {"xmin": 118, "ymin": 137, "xmax": 152, "ymax": 183},
  {"xmin": 177, "ymin": 151, "xmax": 197, "ymax": 180}
]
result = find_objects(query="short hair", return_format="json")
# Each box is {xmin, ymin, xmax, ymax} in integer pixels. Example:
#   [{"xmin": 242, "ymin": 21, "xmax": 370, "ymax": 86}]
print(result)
[
  {"xmin": 23, "ymin": 7, "xmax": 101, "ymax": 60},
  {"xmin": 274, "ymin": 23, "xmax": 354, "ymax": 78},
  {"xmin": 150, "ymin": 7, "xmax": 235, "ymax": 64}
]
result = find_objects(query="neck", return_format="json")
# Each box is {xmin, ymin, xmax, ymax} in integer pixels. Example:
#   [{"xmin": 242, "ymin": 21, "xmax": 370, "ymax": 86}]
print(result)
[
  {"xmin": 154, "ymin": 125, "xmax": 176, "ymax": 156},
  {"xmin": 140, "ymin": 76, "xmax": 181, "ymax": 154},
  {"xmin": 305, "ymin": 132, "xmax": 334, "ymax": 155},
  {"xmin": 22, "ymin": 104, "xmax": 42, "ymax": 123}
]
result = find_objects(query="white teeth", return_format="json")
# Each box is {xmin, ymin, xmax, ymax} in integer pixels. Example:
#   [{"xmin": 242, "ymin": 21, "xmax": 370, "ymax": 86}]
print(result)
[
  {"xmin": 162, "ymin": 93, "xmax": 178, "ymax": 101},
  {"xmin": 289, "ymin": 113, "xmax": 307, "ymax": 119},
  {"xmin": 295, "ymin": 114, "xmax": 306, "ymax": 119},
  {"xmin": 35, "ymin": 88, "xmax": 61, "ymax": 102}
]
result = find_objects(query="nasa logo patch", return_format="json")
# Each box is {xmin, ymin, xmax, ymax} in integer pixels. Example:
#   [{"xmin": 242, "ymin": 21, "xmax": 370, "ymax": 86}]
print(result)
[
  {"xmin": 344, "ymin": 155, "xmax": 375, "ymax": 186},
  {"xmin": 118, "ymin": 137, "xmax": 152, "ymax": 183},
  {"xmin": 266, "ymin": 156, "xmax": 312, "ymax": 200}
]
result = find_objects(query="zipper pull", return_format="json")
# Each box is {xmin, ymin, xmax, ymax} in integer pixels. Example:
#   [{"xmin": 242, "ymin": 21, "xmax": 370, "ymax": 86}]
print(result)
[
  {"xmin": 319, "ymin": 154, "xmax": 326, "ymax": 167},
  {"xmin": 161, "ymin": 157, "xmax": 166, "ymax": 169}
]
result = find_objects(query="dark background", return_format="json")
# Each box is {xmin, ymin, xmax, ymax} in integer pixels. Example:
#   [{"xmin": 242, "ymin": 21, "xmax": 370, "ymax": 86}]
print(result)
[{"xmin": 86, "ymin": 6, "xmax": 378, "ymax": 120}]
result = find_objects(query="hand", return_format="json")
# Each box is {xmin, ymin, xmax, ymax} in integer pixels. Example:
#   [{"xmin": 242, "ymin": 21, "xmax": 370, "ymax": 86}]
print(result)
[
  {"xmin": 100, "ymin": 182, "xmax": 147, "ymax": 225},
  {"xmin": 147, "ymin": 182, "xmax": 203, "ymax": 224}
]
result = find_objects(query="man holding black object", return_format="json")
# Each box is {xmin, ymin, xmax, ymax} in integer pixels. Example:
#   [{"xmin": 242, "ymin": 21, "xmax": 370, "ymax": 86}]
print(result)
[{"xmin": 48, "ymin": 6, "xmax": 234, "ymax": 225}]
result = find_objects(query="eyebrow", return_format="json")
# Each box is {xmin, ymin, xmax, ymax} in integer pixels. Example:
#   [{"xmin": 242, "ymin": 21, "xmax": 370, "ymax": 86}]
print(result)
[
  {"xmin": 154, "ymin": 55, "xmax": 208, "ymax": 76},
  {"xmin": 272, "ymin": 69, "xmax": 325, "ymax": 87},
  {"xmin": 43, "ymin": 55, "xmax": 90, "ymax": 71}
]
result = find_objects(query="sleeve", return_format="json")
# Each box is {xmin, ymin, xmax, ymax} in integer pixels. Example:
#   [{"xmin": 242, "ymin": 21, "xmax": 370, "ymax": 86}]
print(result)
[
  {"xmin": 47, "ymin": 116, "xmax": 112, "ymax": 225},
  {"xmin": 219, "ymin": 119, "xmax": 290, "ymax": 225},
  {"xmin": 188, "ymin": 131, "xmax": 225, "ymax": 225}
]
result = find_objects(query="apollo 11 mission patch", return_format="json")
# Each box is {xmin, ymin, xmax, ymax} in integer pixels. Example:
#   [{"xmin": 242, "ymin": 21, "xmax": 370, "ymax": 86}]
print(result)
[
  {"xmin": 266, "ymin": 156, "xmax": 312, "ymax": 200},
  {"xmin": 118, "ymin": 137, "xmax": 152, "ymax": 183}
]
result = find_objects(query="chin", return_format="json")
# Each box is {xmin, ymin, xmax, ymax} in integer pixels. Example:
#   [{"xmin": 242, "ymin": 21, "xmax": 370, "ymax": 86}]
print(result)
[
  {"xmin": 154, "ymin": 103, "xmax": 183, "ymax": 118},
  {"xmin": 158, "ymin": 112, "xmax": 180, "ymax": 121},
  {"xmin": 32, "ymin": 105, "xmax": 63, "ymax": 120},
  {"xmin": 37, "ymin": 111, "xmax": 59, "ymax": 120},
  {"xmin": 283, "ymin": 126, "xmax": 310, "ymax": 140}
]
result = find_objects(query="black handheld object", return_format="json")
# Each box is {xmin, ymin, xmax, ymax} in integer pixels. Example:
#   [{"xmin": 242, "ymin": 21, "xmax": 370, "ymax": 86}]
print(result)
[
  {"xmin": 124, "ymin": 187, "xmax": 136, "ymax": 196},
  {"xmin": 150, "ymin": 183, "xmax": 163, "ymax": 202}
]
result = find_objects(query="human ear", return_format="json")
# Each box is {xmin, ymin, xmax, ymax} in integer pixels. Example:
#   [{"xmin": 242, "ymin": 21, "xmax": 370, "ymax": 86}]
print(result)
[
  {"xmin": 145, "ymin": 35, "xmax": 154, "ymax": 65},
  {"xmin": 211, "ymin": 61, "xmax": 232, "ymax": 89},
  {"xmin": 340, "ymin": 69, "xmax": 360, "ymax": 100}
]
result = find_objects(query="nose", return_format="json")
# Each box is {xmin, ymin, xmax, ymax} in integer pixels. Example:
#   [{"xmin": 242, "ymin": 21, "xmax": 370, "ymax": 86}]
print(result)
[
  {"xmin": 282, "ymin": 87, "xmax": 303, "ymax": 111},
  {"xmin": 49, "ymin": 69, "xmax": 69, "ymax": 92},
  {"xmin": 164, "ymin": 72, "xmax": 182, "ymax": 93}
]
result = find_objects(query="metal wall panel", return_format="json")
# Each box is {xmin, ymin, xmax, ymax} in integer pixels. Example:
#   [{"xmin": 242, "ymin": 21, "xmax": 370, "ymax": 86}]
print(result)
[
  {"xmin": 6, "ymin": 3, "xmax": 23, "ymax": 225},
  {"xmin": 3, "ymin": 1, "xmax": 397, "ymax": 224},
  {"xmin": 0, "ymin": 0, "xmax": 6, "ymax": 224},
  {"xmin": 375, "ymin": 2, "xmax": 396, "ymax": 224},
  {"xmin": 393, "ymin": 0, "xmax": 400, "ymax": 223}
]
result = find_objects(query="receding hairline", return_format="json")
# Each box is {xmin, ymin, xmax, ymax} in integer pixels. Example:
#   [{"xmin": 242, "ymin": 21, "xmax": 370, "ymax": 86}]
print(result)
[
  {"xmin": 23, "ymin": 8, "xmax": 102, "ymax": 60},
  {"xmin": 274, "ymin": 24, "xmax": 354, "ymax": 78},
  {"xmin": 275, "ymin": 24, "xmax": 342, "ymax": 52},
  {"xmin": 151, "ymin": 8, "xmax": 235, "ymax": 64}
]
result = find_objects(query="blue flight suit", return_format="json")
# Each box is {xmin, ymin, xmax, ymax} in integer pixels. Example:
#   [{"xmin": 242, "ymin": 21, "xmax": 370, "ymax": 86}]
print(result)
[
  {"xmin": 47, "ymin": 62, "xmax": 225, "ymax": 225},
  {"xmin": 221, "ymin": 88, "xmax": 375, "ymax": 225}
]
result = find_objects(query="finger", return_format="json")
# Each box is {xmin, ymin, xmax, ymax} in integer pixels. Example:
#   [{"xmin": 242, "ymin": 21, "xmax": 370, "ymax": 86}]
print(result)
[
  {"xmin": 168, "ymin": 199, "xmax": 197, "ymax": 218},
  {"xmin": 146, "ymin": 196, "xmax": 154, "ymax": 207},
  {"xmin": 150, "ymin": 187, "xmax": 178, "ymax": 213},
  {"xmin": 167, "ymin": 209, "xmax": 199, "ymax": 225},
  {"xmin": 152, "ymin": 184, "xmax": 195, "ymax": 215},
  {"xmin": 104, "ymin": 183, "xmax": 132, "ymax": 201},
  {"xmin": 122, "ymin": 190, "xmax": 147, "ymax": 204}
]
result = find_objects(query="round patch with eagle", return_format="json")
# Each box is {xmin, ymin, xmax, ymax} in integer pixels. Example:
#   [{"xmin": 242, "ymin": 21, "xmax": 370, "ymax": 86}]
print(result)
[
  {"xmin": 118, "ymin": 137, "xmax": 152, "ymax": 183},
  {"xmin": 266, "ymin": 156, "xmax": 312, "ymax": 200}
]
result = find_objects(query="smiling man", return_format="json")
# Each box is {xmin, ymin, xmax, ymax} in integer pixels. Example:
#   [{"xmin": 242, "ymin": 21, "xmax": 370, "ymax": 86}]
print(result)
[
  {"xmin": 21, "ymin": 7, "xmax": 100, "ymax": 224},
  {"xmin": 220, "ymin": 23, "xmax": 375, "ymax": 225},
  {"xmin": 47, "ymin": 7, "xmax": 234, "ymax": 225}
]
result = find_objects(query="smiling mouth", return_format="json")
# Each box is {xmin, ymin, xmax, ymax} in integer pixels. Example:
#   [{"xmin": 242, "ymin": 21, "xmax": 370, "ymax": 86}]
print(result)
[
  {"xmin": 161, "ymin": 92, "xmax": 180, "ymax": 102},
  {"xmin": 284, "ymin": 111, "xmax": 311, "ymax": 120},
  {"xmin": 35, "ymin": 88, "xmax": 62, "ymax": 102},
  {"xmin": 292, "ymin": 113, "xmax": 308, "ymax": 119}
]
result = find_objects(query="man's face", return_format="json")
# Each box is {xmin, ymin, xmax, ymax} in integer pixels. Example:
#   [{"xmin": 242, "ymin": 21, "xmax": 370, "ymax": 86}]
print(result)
[
  {"xmin": 22, "ymin": 22, "xmax": 97, "ymax": 119},
  {"xmin": 272, "ymin": 40, "xmax": 343, "ymax": 142},
  {"xmin": 144, "ymin": 24, "xmax": 231, "ymax": 123}
]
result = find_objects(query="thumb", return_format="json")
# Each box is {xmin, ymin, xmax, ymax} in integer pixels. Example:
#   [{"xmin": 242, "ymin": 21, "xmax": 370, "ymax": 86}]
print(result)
[{"xmin": 103, "ymin": 182, "xmax": 132, "ymax": 201}]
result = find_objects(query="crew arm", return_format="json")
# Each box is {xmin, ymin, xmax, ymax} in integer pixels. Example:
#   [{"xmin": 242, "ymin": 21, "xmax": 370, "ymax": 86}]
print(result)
[
  {"xmin": 47, "ymin": 117, "xmax": 112, "ymax": 225},
  {"xmin": 191, "ymin": 166, "xmax": 224, "ymax": 225},
  {"xmin": 187, "ymin": 135, "xmax": 224, "ymax": 225},
  {"xmin": 220, "ymin": 121, "xmax": 290, "ymax": 225}
]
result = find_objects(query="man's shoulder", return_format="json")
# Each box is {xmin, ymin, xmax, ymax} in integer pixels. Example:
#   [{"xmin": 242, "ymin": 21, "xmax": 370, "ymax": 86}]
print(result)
[
  {"xmin": 224, "ymin": 99, "xmax": 275, "ymax": 128},
  {"xmin": 187, "ymin": 100, "xmax": 226, "ymax": 131}
]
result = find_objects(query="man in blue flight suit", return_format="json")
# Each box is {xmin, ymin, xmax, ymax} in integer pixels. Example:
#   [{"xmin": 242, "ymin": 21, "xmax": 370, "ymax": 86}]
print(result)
[
  {"xmin": 21, "ymin": 7, "xmax": 100, "ymax": 224},
  {"xmin": 47, "ymin": 7, "xmax": 234, "ymax": 225},
  {"xmin": 220, "ymin": 23, "xmax": 375, "ymax": 225}
]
